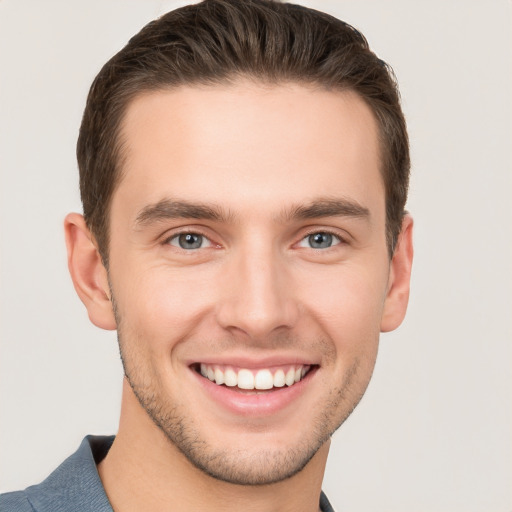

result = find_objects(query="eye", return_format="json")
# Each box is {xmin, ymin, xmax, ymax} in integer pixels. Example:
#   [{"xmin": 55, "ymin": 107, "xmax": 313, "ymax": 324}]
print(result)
[
  {"xmin": 298, "ymin": 232, "xmax": 342, "ymax": 249},
  {"xmin": 168, "ymin": 233, "xmax": 212, "ymax": 250}
]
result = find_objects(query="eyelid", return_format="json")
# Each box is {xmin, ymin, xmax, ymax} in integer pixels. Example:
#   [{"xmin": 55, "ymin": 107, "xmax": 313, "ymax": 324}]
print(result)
[
  {"xmin": 161, "ymin": 227, "xmax": 218, "ymax": 248},
  {"xmin": 168, "ymin": 233, "xmax": 212, "ymax": 249},
  {"xmin": 295, "ymin": 227, "xmax": 349, "ymax": 249},
  {"xmin": 159, "ymin": 225, "xmax": 349, "ymax": 250}
]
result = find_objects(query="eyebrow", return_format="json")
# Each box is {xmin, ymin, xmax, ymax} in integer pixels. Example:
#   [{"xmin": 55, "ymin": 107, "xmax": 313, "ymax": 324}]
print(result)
[
  {"xmin": 134, "ymin": 196, "xmax": 370, "ymax": 228},
  {"xmin": 134, "ymin": 199, "xmax": 230, "ymax": 227},
  {"xmin": 282, "ymin": 197, "xmax": 371, "ymax": 222}
]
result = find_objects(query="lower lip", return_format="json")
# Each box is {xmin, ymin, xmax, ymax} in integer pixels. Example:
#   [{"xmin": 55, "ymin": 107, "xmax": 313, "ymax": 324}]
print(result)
[{"xmin": 191, "ymin": 367, "xmax": 317, "ymax": 417}]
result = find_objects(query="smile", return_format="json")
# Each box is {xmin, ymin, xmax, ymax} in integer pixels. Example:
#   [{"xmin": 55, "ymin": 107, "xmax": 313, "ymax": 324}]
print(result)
[{"xmin": 197, "ymin": 363, "xmax": 312, "ymax": 390}]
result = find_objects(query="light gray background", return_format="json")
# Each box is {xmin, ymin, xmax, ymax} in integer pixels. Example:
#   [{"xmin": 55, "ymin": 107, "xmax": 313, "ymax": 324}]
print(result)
[{"xmin": 1, "ymin": 1, "xmax": 511, "ymax": 511}]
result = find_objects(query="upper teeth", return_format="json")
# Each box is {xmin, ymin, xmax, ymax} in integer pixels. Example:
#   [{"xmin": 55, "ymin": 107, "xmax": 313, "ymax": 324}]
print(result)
[{"xmin": 199, "ymin": 364, "xmax": 309, "ymax": 390}]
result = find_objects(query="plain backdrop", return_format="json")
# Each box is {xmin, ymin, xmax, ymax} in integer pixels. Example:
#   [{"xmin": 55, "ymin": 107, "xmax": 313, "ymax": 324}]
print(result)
[{"xmin": 0, "ymin": 1, "xmax": 511, "ymax": 511}]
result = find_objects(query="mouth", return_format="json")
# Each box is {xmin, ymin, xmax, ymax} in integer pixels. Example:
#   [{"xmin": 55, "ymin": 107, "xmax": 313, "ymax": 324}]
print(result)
[
  {"xmin": 191, "ymin": 363, "xmax": 316, "ymax": 392},
  {"xmin": 189, "ymin": 360, "xmax": 319, "ymax": 416}
]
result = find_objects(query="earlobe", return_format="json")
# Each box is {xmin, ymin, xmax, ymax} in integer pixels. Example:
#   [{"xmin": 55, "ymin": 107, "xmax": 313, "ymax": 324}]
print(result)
[
  {"xmin": 380, "ymin": 215, "xmax": 414, "ymax": 333},
  {"xmin": 64, "ymin": 213, "xmax": 117, "ymax": 330}
]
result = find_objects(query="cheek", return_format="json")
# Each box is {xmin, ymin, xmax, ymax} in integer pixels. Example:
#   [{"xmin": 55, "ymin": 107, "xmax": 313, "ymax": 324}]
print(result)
[
  {"xmin": 300, "ymin": 261, "xmax": 389, "ymax": 348},
  {"xmin": 113, "ymin": 265, "xmax": 217, "ymax": 346}
]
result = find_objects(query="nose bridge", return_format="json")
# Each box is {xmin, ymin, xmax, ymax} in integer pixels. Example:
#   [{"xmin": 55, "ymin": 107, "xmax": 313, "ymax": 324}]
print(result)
[{"xmin": 216, "ymin": 235, "xmax": 298, "ymax": 338}]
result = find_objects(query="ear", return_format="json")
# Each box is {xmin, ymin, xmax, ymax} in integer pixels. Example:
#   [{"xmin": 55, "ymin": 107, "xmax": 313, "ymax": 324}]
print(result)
[
  {"xmin": 380, "ymin": 215, "xmax": 414, "ymax": 333},
  {"xmin": 64, "ymin": 213, "xmax": 117, "ymax": 330}
]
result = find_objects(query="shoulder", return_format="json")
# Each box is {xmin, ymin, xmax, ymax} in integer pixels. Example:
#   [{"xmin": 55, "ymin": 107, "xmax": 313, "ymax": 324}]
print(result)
[
  {"xmin": 0, "ymin": 490, "xmax": 35, "ymax": 512},
  {"xmin": 320, "ymin": 491, "xmax": 337, "ymax": 512},
  {"xmin": 0, "ymin": 436, "xmax": 114, "ymax": 512}
]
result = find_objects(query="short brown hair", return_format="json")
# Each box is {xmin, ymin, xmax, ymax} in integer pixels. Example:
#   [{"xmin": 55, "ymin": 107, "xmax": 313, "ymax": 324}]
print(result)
[{"xmin": 77, "ymin": 0, "xmax": 409, "ymax": 265}]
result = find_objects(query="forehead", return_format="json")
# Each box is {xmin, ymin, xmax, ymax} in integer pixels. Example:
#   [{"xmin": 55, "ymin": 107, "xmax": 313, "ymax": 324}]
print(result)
[{"xmin": 113, "ymin": 81, "xmax": 384, "ymax": 222}]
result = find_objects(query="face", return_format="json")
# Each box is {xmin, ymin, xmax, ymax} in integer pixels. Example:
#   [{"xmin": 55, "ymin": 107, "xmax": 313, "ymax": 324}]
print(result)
[{"xmin": 105, "ymin": 82, "xmax": 396, "ymax": 484}]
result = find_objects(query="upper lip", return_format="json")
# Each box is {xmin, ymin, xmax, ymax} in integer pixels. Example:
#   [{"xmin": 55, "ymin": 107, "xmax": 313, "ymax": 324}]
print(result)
[{"xmin": 187, "ymin": 354, "xmax": 319, "ymax": 369}]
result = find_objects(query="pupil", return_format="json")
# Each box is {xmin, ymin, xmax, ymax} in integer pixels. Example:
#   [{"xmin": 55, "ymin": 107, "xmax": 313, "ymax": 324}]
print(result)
[
  {"xmin": 179, "ymin": 233, "xmax": 202, "ymax": 249},
  {"xmin": 309, "ymin": 232, "xmax": 332, "ymax": 248}
]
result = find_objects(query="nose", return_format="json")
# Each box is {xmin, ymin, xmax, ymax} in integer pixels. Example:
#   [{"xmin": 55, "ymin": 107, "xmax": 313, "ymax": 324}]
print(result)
[{"xmin": 215, "ymin": 244, "xmax": 300, "ymax": 341}]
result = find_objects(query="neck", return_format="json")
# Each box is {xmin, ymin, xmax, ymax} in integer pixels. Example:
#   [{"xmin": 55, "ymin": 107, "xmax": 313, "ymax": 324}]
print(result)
[{"xmin": 98, "ymin": 380, "xmax": 329, "ymax": 512}]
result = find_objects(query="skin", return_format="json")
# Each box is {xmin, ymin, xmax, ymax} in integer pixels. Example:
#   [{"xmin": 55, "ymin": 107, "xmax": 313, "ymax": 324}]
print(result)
[{"xmin": 65, "ymin": 81, "xmax": 413, "ymax": 512}]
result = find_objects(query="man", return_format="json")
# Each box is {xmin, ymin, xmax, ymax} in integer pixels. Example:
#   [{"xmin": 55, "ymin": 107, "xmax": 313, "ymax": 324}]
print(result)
[{"xmin": 1, "ymin": 0, "xmax": 413, "ymax": 510}]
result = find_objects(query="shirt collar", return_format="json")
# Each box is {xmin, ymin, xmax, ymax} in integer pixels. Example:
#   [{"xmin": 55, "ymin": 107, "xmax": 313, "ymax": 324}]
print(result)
[{"xmin": 26, "ymin": 435, "xmax": 114, "ymax": 512}]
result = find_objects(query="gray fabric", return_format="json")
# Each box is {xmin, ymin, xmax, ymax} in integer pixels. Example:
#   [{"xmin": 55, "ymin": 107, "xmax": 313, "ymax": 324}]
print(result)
[
  {"xmin": 0, "ymin": 436, "xmax": 114, "ymax": 512},
  {"xmin": 320, "ymin": 491, "xmax": 335, "ymax": 512},
  {"xmin": 0, "ymin": 436, "xmax": 335, "ymax": 511}
]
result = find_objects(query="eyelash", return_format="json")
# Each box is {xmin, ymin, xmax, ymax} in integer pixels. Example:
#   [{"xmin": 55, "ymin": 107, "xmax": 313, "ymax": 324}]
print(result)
[
  {"xmin": 297, "ymin": 229, "xmax": 346, "ymax": 249},
  {"xmin": 163, "ymin": 230, "xmax": 214, "ymax": 250},
  {"xmin": 162, "ymin": 228, "xmax": 346, "ymax": 251}
]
